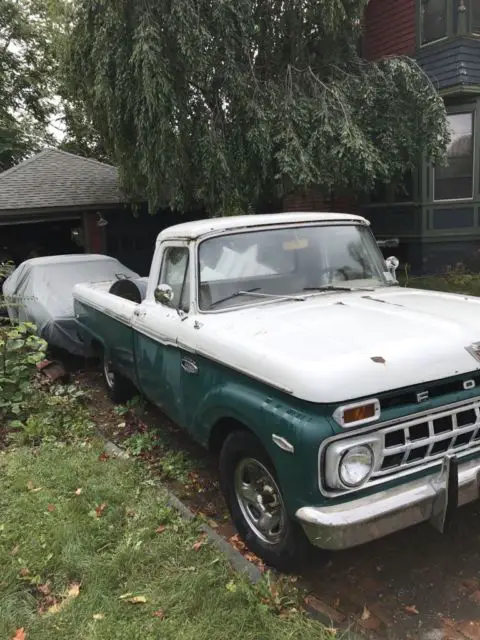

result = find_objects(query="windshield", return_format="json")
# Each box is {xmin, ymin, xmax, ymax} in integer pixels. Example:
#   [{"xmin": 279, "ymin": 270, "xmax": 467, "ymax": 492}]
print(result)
[{"xmin": 198, "ymin": 224, "xmax": 391, "ymax": 310}]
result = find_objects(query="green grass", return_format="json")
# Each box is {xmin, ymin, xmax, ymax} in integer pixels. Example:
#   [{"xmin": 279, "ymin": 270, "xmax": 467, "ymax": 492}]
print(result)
[{"xmin": 0, "ymin": 441, "xmax": 332, "ymax": 640}]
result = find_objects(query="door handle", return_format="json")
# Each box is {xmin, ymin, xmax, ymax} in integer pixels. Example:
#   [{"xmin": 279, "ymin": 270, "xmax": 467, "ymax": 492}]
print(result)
[
  {"xmin": 133, "ymin": 309, "xmax": 145, "ymax": 317},
  {"xmin": 181, "ymin": 357, "xmax": 199, "ymax": 374}
]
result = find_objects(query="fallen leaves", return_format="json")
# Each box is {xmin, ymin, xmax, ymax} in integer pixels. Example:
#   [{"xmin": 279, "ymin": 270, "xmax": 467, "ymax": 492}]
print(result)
[
  {"xmin": 119, "ymin": 593, "xmax": 148, "ymax": 604},
  {"xmin": 192, "ymin": 534, "xmax": 206, "ymax": 552},
  {"xmin": 43, "ymin": 582, "xmax": 81, "ymax": 616},
  {"xmin": 47, "ymin": 504, "xmax": 56, "ymax": 512},
  {"xmin": 361, "ymin": 606, "xmax": 371, "ymax": 621},
  {"xmin": 155, "ymin": 525, "xmax": 166, "ymax": 534},
  {"xmin": 11, "ymin": 545, "xmax": 19, "ymax": 556},
  {"xmin": 26, "ymin": 480, "xmax": 39, "ymax": 492},
  {"xmin": 95, "ymin": 503, "xmax": 107, "ymax": 518},
  {"xmin": 67, "ymin": 583, "xmax": 81, "ymax": 599},
  {"xmin": 93, "ymin": 613, "xmax": 105, "ymax": 621},
  {"xmin": 457, "ymin": 620, "xmax": 480, "ymax": 640},
  {"xmin": 405, "ymin": 604, "xmax": 419, "ymax": 615},
  {"xmin": 98, "ymin": 452, "xmax": 109, "ymax": 462},
  {"xmin": 152, "ymin": 609, "xmax": 165, "ymax": 620},
  {"xmin": 11, "ymin": 629, "xmax": 25, "ymax": 640},
  {"xmin": 75, "ymin": 488, "xmax": 83, "ymax": 496},
  {"xmin": 228, "ymin": 534, "xmax": 265, "ymax": 572}
]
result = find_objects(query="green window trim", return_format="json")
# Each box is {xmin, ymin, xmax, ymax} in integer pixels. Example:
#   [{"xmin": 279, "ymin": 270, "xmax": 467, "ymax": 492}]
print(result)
[
  {"xmin": 417, "ymin": 0, "xmax": 480, "ymax": 48},
  {"xmin": 423, "ymin": 99, "xmax": 479, "ymax": 205}
]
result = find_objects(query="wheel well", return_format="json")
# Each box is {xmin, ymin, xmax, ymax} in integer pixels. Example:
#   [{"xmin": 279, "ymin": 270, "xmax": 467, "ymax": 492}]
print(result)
[
  {"xmin": 91, "ymin": 339, "xmax": 103, "ymax": 357},
  {"xmin": 208, "ymin": 418, "xmax": 252, "ymax": 455}
]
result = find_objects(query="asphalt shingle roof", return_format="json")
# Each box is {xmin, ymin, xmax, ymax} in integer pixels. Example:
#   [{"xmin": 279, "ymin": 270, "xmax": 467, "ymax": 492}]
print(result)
[{"xmin": 0, "ymin": 148, "xmax": 125, "ymax": 213}]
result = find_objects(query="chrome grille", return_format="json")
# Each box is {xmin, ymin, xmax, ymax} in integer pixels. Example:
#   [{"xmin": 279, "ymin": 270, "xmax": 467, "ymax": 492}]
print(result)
[
  {"xmin": 321, "ymin": 399, "xmax": 480, "ymax": 497},
  {"xmin": 375, "ymin": 401, "xmax": 480, "ymax": 478}
]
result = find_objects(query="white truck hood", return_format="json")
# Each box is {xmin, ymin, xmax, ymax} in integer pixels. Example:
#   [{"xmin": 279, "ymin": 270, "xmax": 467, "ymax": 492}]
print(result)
[{"xmin": 193, "ymin": 287, "xmax": 480, "ymax": 403}]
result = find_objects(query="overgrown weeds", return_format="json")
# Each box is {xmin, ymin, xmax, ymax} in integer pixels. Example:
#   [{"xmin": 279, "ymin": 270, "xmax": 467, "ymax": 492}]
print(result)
[{"xmin": 0, "ymin": 257, "xmax": 94, "ymax": 445}]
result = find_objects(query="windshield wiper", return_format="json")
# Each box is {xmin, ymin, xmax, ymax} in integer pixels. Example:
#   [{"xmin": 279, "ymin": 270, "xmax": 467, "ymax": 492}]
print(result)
[
  {"xmin": 209, "ymin": 288, "xmax": 306, "ymax": 309},
  {"xmin": 303, "ymin": 285, "xmax": 375, "ymax": 293},
  {"xmin": 209, "ymin": 288, "xmax": 262, "ymax": 309}
]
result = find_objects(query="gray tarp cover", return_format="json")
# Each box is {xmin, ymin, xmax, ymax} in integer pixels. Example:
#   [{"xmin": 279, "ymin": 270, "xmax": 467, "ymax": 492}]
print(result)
[{"xmin": 2, "ymin": 254, "xmax": 139, "ymax": 355}]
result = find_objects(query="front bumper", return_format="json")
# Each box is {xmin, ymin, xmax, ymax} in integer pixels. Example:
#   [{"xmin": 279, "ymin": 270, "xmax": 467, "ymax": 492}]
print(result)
[{"xmin": 296, "ymin": 455, "xmax": 480, "ymax": 550}]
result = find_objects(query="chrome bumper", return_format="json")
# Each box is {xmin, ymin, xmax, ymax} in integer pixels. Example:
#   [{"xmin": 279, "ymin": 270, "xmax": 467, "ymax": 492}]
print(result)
[{"xmin": 296, "ymin": 455, "xmax": 480, "ymax": 550}]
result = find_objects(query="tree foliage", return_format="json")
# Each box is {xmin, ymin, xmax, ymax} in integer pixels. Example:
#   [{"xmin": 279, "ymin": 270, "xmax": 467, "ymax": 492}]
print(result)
[
  {"xmin": 0, "ymin": 0, "xmax": 59, "ymax": 171},
  {"xmin": 67, "ymin": 0, "xmax": 450, "ymax": 214}
]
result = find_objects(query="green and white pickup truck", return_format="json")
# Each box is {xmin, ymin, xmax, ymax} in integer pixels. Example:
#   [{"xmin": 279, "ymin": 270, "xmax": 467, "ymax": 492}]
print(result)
[{"xmin": 73, "ymin": 212, "xmax": 480, "ymax": 570}]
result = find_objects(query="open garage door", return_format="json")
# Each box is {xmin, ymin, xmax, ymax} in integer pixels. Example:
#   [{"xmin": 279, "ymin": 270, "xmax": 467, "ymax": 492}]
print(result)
[{"xmin": 0, "ymin": 217, "xmax": 84, "ymax": 267}]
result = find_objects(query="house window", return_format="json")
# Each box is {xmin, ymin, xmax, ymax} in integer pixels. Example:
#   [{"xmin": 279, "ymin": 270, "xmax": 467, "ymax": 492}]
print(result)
[
  {"xmin": 422, "ymin": 0, "xmax": 448, "ymax": 43},
  {"xmin": 472, "ymin": 0, "xmax": 480, "ymax": 33},
  {"xmin": 434, "ymin": 112, "xmax": 474, "ymax": 200}
]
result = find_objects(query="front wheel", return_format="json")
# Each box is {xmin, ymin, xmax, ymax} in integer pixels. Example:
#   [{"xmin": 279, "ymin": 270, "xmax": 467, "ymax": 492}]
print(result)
[
  {"xmin": 219, "ymin": 430, "xmax": 313, "ymax": 572},
  {"xmin": 102, "ymin": 350, "xmax": 135, "ymax": 404}
]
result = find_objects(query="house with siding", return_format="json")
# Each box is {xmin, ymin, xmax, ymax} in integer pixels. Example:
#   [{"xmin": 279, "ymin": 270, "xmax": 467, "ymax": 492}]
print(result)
[{"xmin": 362, "ymin": 0, "xmax": 480, "ymax": 273}]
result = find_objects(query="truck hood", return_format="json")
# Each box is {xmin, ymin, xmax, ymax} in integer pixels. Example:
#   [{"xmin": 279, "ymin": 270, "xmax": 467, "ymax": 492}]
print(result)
[{"xmin": 193, "ymin": 287, "xmax": 480, "ymax": 403}]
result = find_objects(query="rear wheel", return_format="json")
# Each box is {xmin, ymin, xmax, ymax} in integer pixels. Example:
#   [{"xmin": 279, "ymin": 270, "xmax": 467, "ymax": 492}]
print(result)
[
  {"xmin": 219, "ymin": 430, "xmax": 313, "ymax": 572},
  {"xmin": 101, "ymin": 349, "xmax": 135, "ymax": 404}
]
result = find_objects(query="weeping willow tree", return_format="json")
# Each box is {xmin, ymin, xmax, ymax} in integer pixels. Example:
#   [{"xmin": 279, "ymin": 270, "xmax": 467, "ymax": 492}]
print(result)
[{"xmin": 66, "ymin": 0, "xmax": 450, "ymax": 215}]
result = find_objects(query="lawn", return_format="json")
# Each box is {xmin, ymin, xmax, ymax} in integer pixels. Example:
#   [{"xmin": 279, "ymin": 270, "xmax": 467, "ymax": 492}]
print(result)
[{"xmin": 0, "ymin": 441, "xmax": 331, "ymax": 640}]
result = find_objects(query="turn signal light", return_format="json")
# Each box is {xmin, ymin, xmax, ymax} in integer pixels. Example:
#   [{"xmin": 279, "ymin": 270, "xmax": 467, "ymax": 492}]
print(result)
[{"xmin": 333, "ymin": 400, "xmax": 380, "ymax": 428}]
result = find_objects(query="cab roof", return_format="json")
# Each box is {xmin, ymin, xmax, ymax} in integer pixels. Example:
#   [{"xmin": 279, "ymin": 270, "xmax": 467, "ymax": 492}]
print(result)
[{"xmin": 156, "ymin": 212, "xmax": 368, "ymax": 243}]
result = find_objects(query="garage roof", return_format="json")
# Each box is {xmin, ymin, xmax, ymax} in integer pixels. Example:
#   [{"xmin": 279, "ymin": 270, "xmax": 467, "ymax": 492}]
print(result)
[{"xmin": 0, "ymin": 148, "xmax": 125, "ymax": 214}]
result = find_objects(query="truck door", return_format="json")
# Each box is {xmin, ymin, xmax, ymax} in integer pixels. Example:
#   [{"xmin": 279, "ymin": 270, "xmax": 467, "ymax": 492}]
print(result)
[{"xmin": 131, "ymin": 242, "xmax": 191, "ymax": 426}]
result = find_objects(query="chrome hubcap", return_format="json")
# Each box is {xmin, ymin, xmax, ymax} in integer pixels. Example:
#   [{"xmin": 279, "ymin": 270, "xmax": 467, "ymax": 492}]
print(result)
[
  {"xmin": 103, "ymin": 357, "xmax": 115, "ymax": 389},
  {"xmin": 234, "ymin": 458, "xmax": 286, "ymax": 544}
]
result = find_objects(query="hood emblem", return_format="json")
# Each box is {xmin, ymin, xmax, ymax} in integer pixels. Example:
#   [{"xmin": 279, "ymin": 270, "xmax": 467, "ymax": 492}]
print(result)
[
  {"xmin": 466, "ymin": 342, "xmax": 480, "ymax": 363},
  {"xmin": 417, "ymin": 391, "xmax": 429, "ymax": 403}
]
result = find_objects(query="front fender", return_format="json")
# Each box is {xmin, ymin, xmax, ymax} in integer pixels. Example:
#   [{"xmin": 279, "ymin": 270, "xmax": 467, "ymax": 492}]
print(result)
[{"xmin": 193, "ymin": 382, "xmax": 335, "ymax": 513}]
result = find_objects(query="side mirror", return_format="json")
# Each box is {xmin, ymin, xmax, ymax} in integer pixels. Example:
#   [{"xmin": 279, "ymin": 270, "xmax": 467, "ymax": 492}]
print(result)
[
  {"xmin": 385, "ymin": 256, "xmax": 400, "ymax": 280},
  {"xmin": 154, "ymin": 284, "xmax": 174, "ymax": 306}
]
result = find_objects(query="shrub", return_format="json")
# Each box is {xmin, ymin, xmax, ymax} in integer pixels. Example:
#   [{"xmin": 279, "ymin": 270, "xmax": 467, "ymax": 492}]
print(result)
[
  {"xmin": 9, "ymin": 384, "xmax": 95, "ymax": 445},
  {"xmin": 404, "ymin": 263, "xmax": 480, "ymax": 297},
  {"xmin": 0, "ymin": 272, "xmax": 94, "ymax": 444},
  {"xmin": 0, "ymin": 322, "xmax": 47, "ymax": 421}
]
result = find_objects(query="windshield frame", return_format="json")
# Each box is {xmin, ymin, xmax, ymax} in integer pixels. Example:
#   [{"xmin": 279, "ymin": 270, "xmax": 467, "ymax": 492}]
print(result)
[{"xmin": 195, "ymin": 221, "xmax": 394, "ymax": 314}]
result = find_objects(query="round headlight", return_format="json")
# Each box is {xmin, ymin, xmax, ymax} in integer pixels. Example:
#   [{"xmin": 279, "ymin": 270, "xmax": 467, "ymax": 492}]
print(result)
[{"xmin": 339, "ymin": 445, "xmax": 374, "ymax": 488}]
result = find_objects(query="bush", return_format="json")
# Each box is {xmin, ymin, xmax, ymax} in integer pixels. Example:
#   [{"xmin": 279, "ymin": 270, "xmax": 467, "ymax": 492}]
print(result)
[
  {"xmin": 403, "ymin": 263, "xmax": 480, "ymax": 297},
  {"xmin": 9, "ymin": 384, "xmax": 94, "ymax": 445},
  {"xmin": 0, "ymin": 322, "xmax": 47, "ymax": 421},
  {"xmin": 0, "ymin": 260, "xmax": 94, "ymax": 444}
]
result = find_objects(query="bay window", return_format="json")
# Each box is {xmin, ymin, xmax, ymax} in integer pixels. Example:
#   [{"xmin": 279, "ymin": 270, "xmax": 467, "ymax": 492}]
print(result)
[
  {"xmin": 434, "ymin": 112, "xmax": 474, "ymax": 200},
  {"xmin": 472, "ymin": 0, "xmax": 480, "ymax": 33},
  {"xmin": 421, "ymin": 0, "xmax": 448, "ymax": 43},
  {"xmin": 420, "ymin": 0, "xmax": 480, "ymax": 42}
]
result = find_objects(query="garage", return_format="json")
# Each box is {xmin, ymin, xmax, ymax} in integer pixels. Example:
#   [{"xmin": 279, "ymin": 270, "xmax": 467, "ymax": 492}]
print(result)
[
  {"xmin": 0, "ymin": 216, "xmax": 84, "ymax": 266},
  {"xmin": 0, "ymin": 148, "xmax": 126, "ymax": 267}
]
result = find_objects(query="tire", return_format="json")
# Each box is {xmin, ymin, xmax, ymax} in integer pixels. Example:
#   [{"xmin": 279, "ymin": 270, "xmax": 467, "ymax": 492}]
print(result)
[
  {"xmin": 101, "ymin": 349, "xmax": 136, "ymax": 404},
  {"xmin": 219, "ymin": 430, "xmax": 313, "ymax": 572}
]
